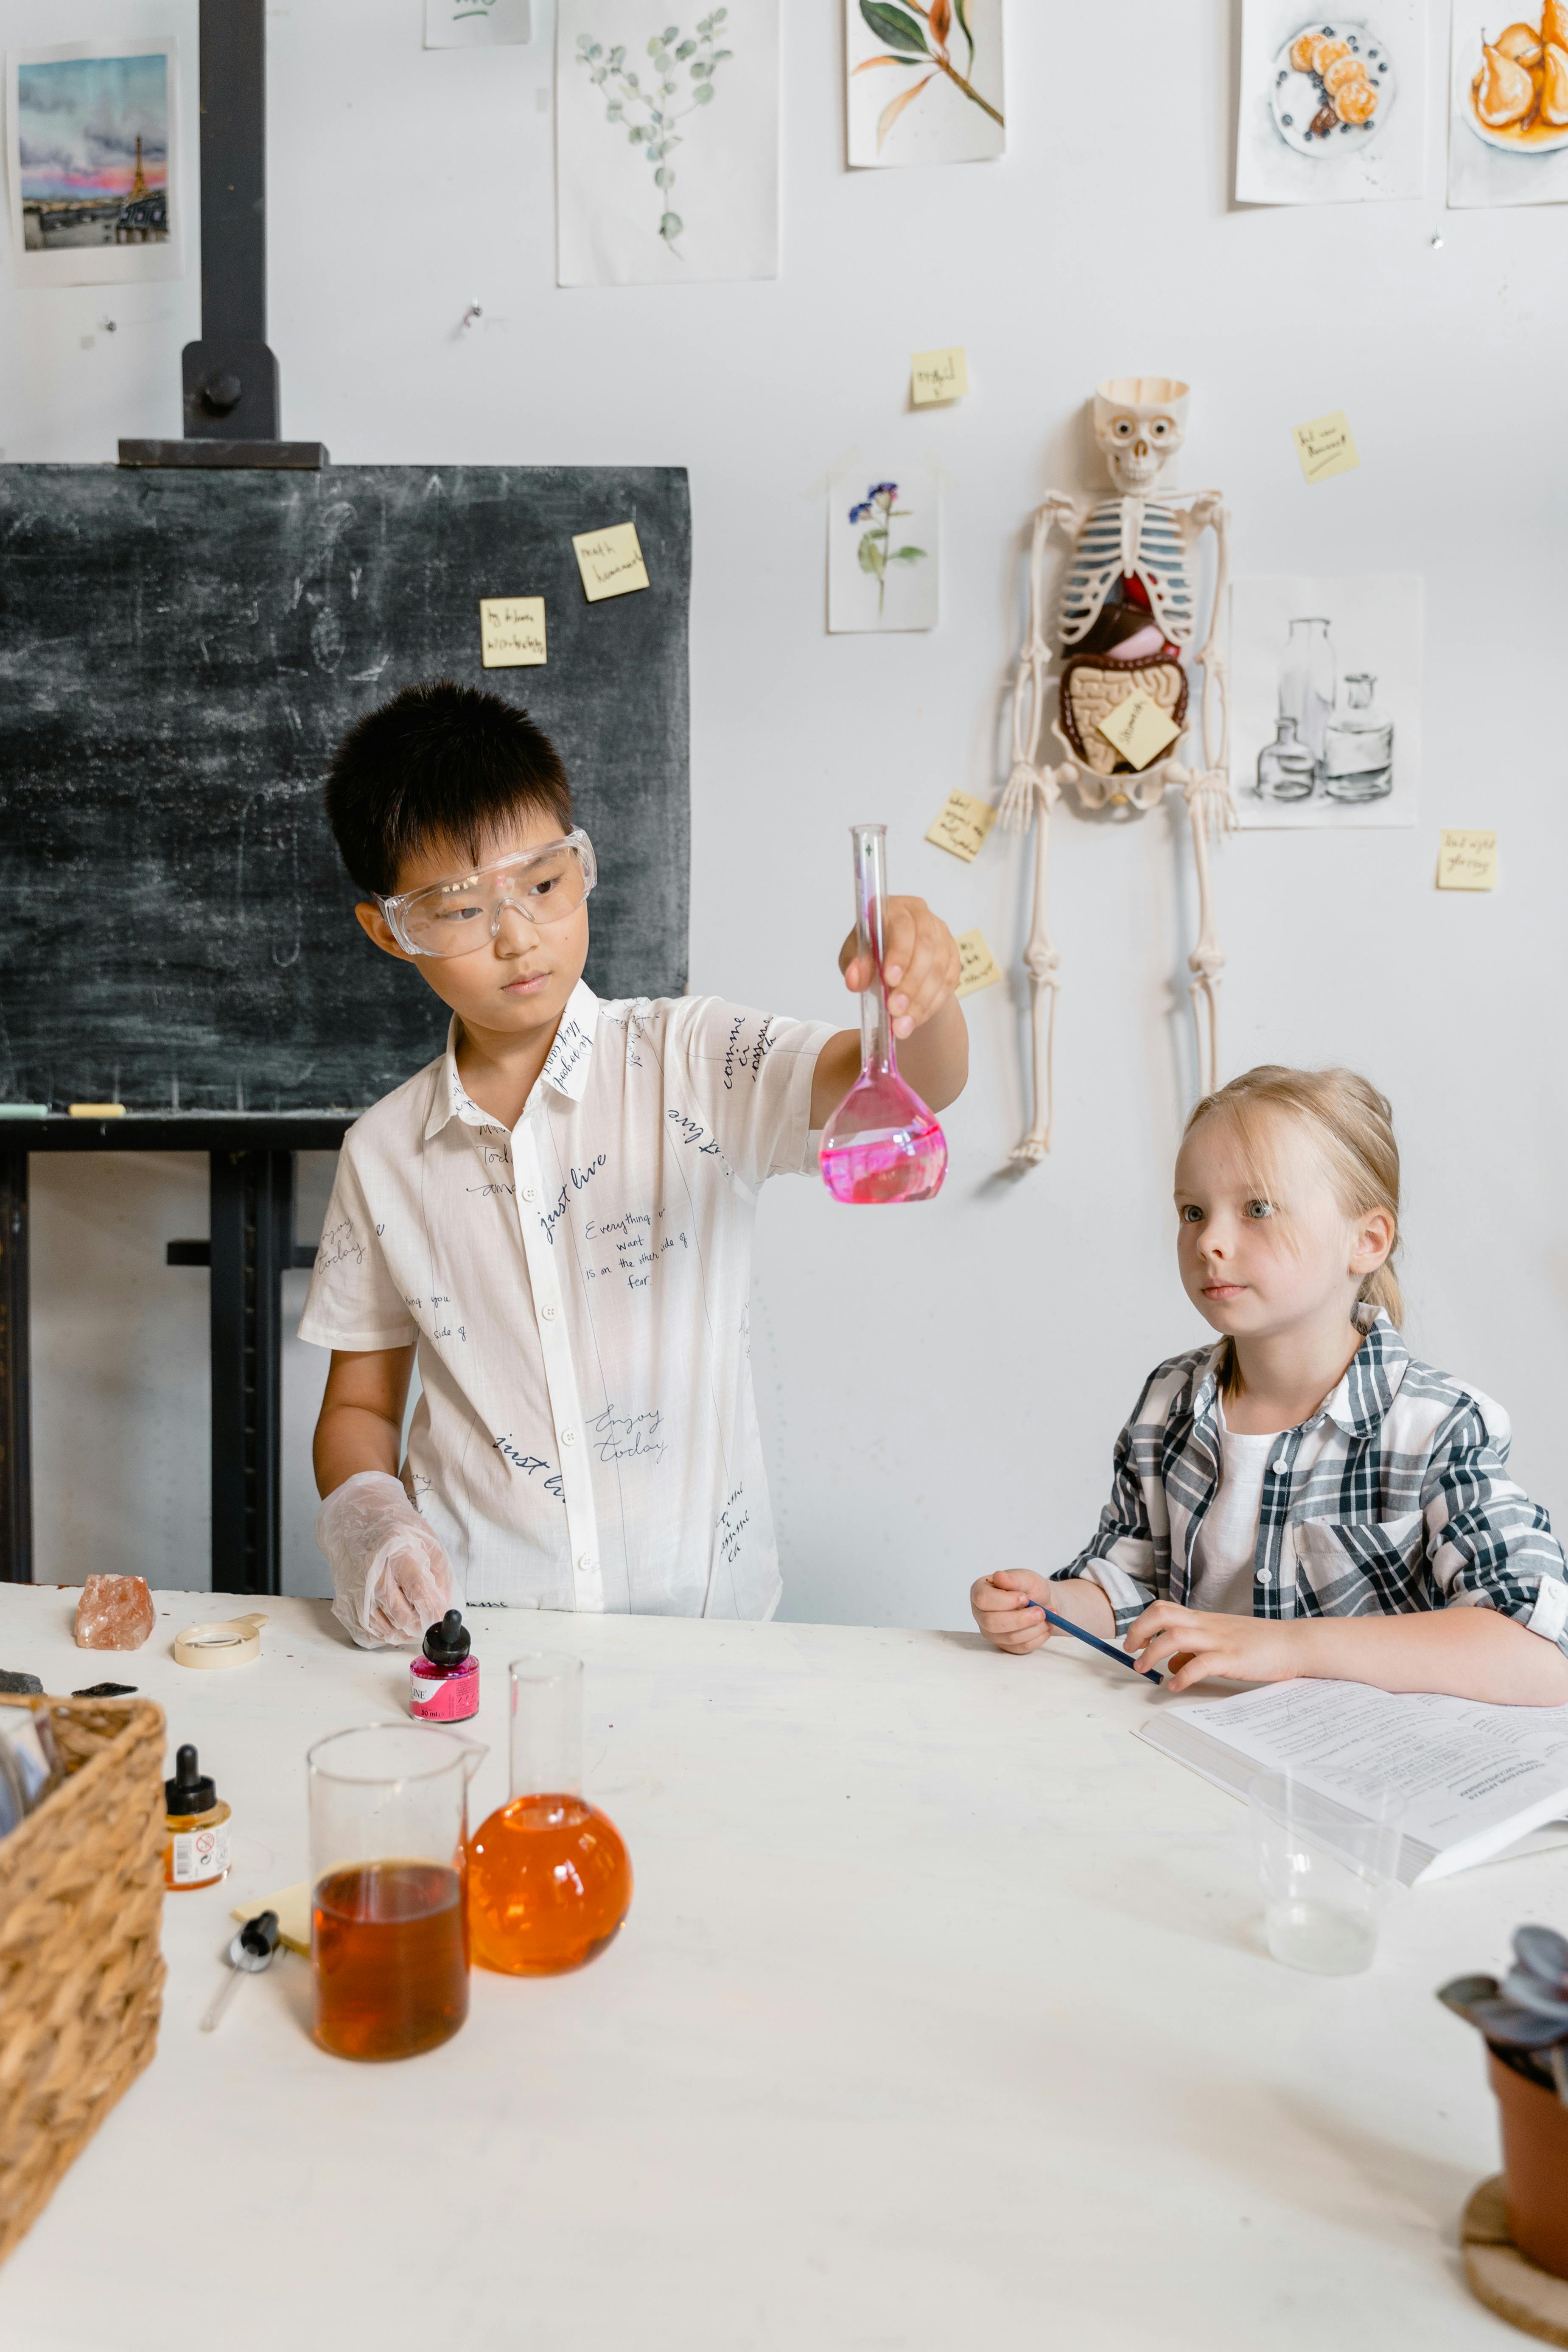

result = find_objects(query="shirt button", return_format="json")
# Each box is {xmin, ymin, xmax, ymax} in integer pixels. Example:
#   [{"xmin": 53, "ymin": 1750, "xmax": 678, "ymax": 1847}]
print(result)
[
  {"xmin": 561, "ymin": 1429, "xmax": 577, "ymax": 1447},
  {"xmin": 577, "ymin": 1553, "xmax": 596, "ymax": 1575},
  {"xmin": 1257, "ymin": 1566, "xmax": 1272, "ymax": 1584},
  {"xmin": 541, "ymin": 1304, "xmax": 557, "ymax": 1322},
  {"xmin": 522, "ymin": 1187, "xmax": 538, "ymax": 1204},
  {"xmin": 1271, "ymin": 1457, "xmax": 1289, "ymax": 1475}
]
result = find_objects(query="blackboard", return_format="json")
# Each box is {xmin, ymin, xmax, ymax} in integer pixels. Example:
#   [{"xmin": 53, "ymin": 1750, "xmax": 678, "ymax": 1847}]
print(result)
[{"xmin": 0, "ymin": 463, "xmax": 690, "ymax": 1113}]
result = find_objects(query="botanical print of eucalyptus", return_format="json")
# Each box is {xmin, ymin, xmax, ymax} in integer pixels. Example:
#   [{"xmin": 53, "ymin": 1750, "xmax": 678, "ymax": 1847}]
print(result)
[
  {"xmin": 574, "ymin": 9, "xmax": 733, "ymax": 254},
  {"xmin": 848, "ymin": 0, "xmax": 1005, "ymax": 166}
]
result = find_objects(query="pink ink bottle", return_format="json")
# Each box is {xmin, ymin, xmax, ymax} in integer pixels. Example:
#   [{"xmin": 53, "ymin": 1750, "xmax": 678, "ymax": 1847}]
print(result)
[{"xmin": 410, "ymin": 1610, "xmax": 479, "ymax": 1723}]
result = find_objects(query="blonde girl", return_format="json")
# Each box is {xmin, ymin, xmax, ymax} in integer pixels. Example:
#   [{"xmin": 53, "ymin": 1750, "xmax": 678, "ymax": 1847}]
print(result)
[{"xmin": 972, "ymin": 1067, "xmax": 1568, "ymax": 1705}]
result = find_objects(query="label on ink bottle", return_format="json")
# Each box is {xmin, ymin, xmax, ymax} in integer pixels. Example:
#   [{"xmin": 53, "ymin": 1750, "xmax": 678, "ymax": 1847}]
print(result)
[
  {"xmin": 169, "ymin": 1818, "xmax": 231, "ymax": 1886},
  {"xmin": 409, "ymin": 1665, "xmax": 478, "ymax": 1722}
]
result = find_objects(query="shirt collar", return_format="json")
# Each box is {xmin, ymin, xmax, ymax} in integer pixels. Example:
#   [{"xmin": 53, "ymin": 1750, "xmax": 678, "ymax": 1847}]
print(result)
[
  {"xmin": 424, "ymin": 981, "xmax": 600, "ymax": 1139},
  {"xmin": 1190, "ymin": 1309, "xmax": 1408, "ymax": 1439},
  {"xmin": 1320, "ymin": 1310, "xmax": 1408, "ymax": 1436}
]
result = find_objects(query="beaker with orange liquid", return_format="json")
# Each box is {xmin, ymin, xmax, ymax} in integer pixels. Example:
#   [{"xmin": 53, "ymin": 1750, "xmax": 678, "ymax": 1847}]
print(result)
[
  {"xmin": 307, "ymin": 1722, "xmax": 484, "ymax": 2061},
  {"xmin": 467, "ymin": 1655, "xmax": 632, "ymax": 1975}
]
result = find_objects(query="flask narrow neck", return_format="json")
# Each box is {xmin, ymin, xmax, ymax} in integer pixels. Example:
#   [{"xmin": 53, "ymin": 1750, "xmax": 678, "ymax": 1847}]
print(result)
[{"xmin": 851, "ymin": 824, "xmax": 895, "ymax": 1078}]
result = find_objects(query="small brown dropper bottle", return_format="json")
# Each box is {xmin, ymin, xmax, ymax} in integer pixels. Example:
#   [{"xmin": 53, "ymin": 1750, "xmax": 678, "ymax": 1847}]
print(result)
[{"xmin": 163, "ymin": 1743, "xmax": 232, "ymax": 1891}]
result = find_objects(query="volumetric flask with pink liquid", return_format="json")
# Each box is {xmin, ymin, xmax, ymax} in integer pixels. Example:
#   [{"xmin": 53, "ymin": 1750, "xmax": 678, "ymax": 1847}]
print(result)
[{"xmin": 819, "ymin": 823, "xmax": 947, "ymax": 1206}]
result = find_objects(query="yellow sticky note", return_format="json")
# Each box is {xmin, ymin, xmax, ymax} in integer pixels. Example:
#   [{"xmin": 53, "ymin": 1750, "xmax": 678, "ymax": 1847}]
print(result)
[
  {"xmin": 1097, "ymin": 688, "xmax": 1181, "ymax": 773},
  {"xmin": 911, "ymin": 347, "xmax": 969, "ymax": 407},
  {"xmin": 1291, "ymin": 410, "xmax": 1361, "ymax": 484},
  {"xmin": 479, "ymin": 596, "xmax": 546, "ymax": 668},
  {"xmin": 1437, "ymin": 829, "xmax": 1498, "ymax": 891},
  {"xmin": 925, "ymin": 789, "xmax": 997, "ymax": 864},
  {"xmin": 572, "ymin": 521, "xmax": 650, "ymax": 603},
  {"xmin": 955, "ymin": 928, "xmax": 1002, "ymax": 1000}
]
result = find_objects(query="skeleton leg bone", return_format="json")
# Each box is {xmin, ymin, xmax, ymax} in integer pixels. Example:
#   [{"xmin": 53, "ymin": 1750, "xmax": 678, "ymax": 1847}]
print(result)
[
  {"xmin": 1011, "ymin": 771, "xmax": 1064, "ymax": 1163},
  {"xmin": 1173, "ymin": 764, "xmax": 1235, "ymax": 1101}
]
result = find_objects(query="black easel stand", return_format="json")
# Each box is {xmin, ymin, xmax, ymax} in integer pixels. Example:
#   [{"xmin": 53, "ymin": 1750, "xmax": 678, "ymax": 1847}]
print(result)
[{"xmin": 0, "ymin": 0, "xmax": 342, "ymax": 1593}]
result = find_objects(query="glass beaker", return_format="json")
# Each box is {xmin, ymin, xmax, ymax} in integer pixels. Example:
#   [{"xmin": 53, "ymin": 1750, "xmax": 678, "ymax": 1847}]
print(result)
[
  {"xmin": 1322, "ymin": 673, "xmax": 1394, "ymax": 801},
  {"xmin": 1254, "ymin": 714, "xmax": 1316, "ymax": 801},
  {"xmin": 308, "ymin": 1722, "xmax": 484, "ymax": 2061},
  {"xmin": 467, "ymin": 1655, "xmax": 632, "ymax": 1976},
  {"xmin": 1278, "ymin": 617, "xmax": 1336, "ymax": 765},
  {"xmin": 818, "ymin": 823, "xmax": 948, "ymax": 1206},
  {"xmin": 1249, "ymin": 1769, "xmax": 1405, "ymax": 1977}
]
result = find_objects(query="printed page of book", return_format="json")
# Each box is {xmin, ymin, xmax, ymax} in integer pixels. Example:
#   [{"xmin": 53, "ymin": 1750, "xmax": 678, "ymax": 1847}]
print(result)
[{"xmin": 1139, "ymin": 1678, "xmax": 1568, "ymax": 1885}]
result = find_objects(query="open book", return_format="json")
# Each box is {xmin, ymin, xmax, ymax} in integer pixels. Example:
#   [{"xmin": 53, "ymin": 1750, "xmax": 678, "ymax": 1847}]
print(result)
[{"xmin": 1138, "ymin": 1678, "xmax": 1568, "ymax": 1886}]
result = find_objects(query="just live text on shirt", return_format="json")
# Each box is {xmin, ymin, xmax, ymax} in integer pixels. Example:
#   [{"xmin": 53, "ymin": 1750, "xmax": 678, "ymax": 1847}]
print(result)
[{"xmin": 299, "ymin": 983, "xmax": 836, "ymax": 1618}]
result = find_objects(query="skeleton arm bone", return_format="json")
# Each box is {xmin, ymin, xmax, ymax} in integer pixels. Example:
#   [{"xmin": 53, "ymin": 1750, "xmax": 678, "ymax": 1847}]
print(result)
[
  {"xmin": 1181, "ymin": 493, "xmax": 1234, "ymax": 793},
  {"xmin": 1001, "ymin": 496, "xmax": 1081, "ymax": 829}
]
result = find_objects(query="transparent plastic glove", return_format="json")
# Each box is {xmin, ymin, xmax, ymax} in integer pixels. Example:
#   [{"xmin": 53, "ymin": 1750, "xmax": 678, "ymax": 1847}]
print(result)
[{"xmin": 315, "ymin": 1471, "xmax": 458, "ymax": 1650}]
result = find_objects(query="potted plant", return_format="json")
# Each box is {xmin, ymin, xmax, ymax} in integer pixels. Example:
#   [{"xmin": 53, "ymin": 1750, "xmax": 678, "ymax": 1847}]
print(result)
[{"xmin": 1440, "ymin": 1924, "xmax": 1568, "ymax": 2281}]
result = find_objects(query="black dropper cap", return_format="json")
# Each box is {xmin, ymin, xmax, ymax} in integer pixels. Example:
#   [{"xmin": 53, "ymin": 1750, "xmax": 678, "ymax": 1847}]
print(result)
[
  {"xmin": 422, "ymin": 1609, "xmax": 471, "ymax": 1668},
  {"xmin": 238, "ymin": 1909, "xmax": 280, "ymax": 1960},
  {"xmin": 165, "ymin": 1742, "xmax": 217, "ymax": 1816}
]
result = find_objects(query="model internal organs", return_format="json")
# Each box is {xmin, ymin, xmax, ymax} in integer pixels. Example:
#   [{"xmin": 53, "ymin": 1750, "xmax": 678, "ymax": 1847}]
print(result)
[{"xmin": 1000, "ymin": 375, "xmax": 1235, "ymax": 1159}]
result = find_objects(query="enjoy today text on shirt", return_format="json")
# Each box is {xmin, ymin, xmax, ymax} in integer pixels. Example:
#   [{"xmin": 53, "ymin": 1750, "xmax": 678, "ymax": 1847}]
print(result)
[{"xmin": 299, "ymin": 984, "xmax": 835, "ymax": 1617}]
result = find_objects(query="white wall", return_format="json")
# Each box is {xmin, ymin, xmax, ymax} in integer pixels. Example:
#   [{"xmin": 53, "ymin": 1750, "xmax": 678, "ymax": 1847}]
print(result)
[{"xmin": 5, "ymin": 0, "xmax": 1567, "ymax": 1624}]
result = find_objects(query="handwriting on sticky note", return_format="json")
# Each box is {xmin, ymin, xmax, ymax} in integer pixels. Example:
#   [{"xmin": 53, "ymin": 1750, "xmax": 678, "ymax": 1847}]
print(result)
[
  {"xmin": 925, "ymin": 789, "xmax": 996, "ymax": 863},
  {"xmin": 479, "ymin": 596, "xmax": 546, "ymax": 668},
  {"xmin": 1097, "ymin": 688, "xmax": 1181, "ymax": 773},
  {"xmin": 1437, "ymin": 829, "xmax": 1498, "ymax": 891},
  {"xmin": 911, "ymin": 347, "xmax": 969, "ymax": 407},
  {"xmin": 1291, "ymin": 410, "xmax": 1360, "ymax": 484},
  {"xmin": 955, "ymin": 928, "xmax": 1002, "ymax": 1000},
  {"xmin": 572, "ymin": 521, "xmax": 650, "ymax": 603}
]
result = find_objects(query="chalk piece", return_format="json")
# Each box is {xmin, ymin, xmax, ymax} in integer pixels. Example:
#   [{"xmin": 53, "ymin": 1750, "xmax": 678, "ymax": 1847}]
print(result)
[
  {"xmin": 1437, "ymin": 829, "xmax": 1498, "ymax": 891},
  {"xmin": 479, "ymin": 595, "xmax": 546, "ymax": 668},
  {"xmin": 68, "ymin": 1103, "xmax": 125, "ymax": 1118},
  {"xmin": 911, "ymin": 348, "xmax": 969, "ymax": 407},
  {"xmin": 925, "ymin": 789, "xmax": 997, "ymax": 864},
  {"xmin": 1097, "ymin": 688, "xmax": 1181, "ymax": 772},
  {"xmin": 0, "ymin": 1104, "xmax": 48, "ymax": 1118},
  {"xmin": 572, "ymin": 521, "xmax": 650, "ymax": 604},
  {"xmin": 1291, "ymin": 410, "xmax": 1360, "ymax": 484},
  {"xmin": 955, "ymin": 928, "xmax": 1002, "ymax": 1000}
]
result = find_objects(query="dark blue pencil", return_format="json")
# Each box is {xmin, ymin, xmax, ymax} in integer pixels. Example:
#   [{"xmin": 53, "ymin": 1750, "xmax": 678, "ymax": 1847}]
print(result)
[{"xmin": 1025, "ymin": 1599, "xmax": 1162, "ymax": 1685}]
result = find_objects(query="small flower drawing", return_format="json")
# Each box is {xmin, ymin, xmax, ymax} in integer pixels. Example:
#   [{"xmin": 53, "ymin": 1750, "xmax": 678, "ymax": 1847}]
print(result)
[
  {"xmin": 850, "ymin": 482, "xmax": 927, "ymax": 618},
  {"xmin": 854, "ymin": 0, "xmax": 1004, "ymax": 152},
  {"xmin": 576, "ymin": 11, "xmax": 734, "ymax": 256}
]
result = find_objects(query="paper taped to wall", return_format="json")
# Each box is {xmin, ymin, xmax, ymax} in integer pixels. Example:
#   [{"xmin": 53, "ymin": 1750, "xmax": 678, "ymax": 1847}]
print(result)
[
  {"xmin": 1438, "ymin": 829, "xmax": 1498, "ymax": 889},
  {"xmin": 480, "ymin": 596, "xmax": 547, "ymax": 666},
  {"xmin": 925, "ymin": 789, "xmax": 995, "ymax": 862},
  {"xmin": 572, "ymin": 521, "xmax": 650, "ymax": 602},
  {"xmin": 955, "ymin": 928, "xmax": 1001, "ymax": 998}
]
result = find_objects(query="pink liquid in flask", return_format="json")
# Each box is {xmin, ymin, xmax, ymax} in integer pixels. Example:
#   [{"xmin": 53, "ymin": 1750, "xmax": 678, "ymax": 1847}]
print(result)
[{"xmin": 819, "ymin": 823, "xmax": 948, "ymax": 1207}]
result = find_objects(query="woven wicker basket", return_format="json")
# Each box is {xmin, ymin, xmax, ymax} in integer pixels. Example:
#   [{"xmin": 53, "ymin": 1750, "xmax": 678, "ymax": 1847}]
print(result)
[{"xmin": 0, "ymin": 1692, "xmax": 167, "ymax": 2265}]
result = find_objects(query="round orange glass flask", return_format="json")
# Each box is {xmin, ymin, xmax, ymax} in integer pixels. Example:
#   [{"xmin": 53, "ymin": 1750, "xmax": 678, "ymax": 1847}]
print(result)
[{"xmin": 467, "ymin": 1654, "xmax": 632, "ymax": 1975}]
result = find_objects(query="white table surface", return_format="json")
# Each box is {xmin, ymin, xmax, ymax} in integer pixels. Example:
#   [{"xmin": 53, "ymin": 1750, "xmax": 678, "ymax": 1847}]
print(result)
[{"xmin": 0, "ymin": 1584, "xmax": 1555, "ymax": 2352}]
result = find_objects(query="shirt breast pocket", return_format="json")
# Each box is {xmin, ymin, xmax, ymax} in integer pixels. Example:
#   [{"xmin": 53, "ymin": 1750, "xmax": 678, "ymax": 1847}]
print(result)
[{"xmin": 1293, "ymin": 1512, "xmax": 1428, "ymax": 1609}]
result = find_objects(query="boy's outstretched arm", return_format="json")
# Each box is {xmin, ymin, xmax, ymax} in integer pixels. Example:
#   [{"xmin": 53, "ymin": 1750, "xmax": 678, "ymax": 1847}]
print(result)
[
  {"xmin": 810, "ymin": 895, "xmax": 969, "ymax": 1128},
  {"xmin": 1125, "ymin": 1602, "xmax": 1568, "ymax": 1706}
]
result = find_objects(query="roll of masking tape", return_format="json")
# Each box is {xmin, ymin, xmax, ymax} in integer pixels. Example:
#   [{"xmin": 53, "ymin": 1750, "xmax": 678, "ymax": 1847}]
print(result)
[{"xmin": 174, "ymin": 1613, "xmax": 268, "ymax": 1670}]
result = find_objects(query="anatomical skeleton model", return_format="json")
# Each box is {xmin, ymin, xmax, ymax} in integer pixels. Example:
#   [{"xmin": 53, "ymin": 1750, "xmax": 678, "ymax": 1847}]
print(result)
[{"xmin": 1000, "ymin": 377, "xmax": 1235, "ymax": 1161}]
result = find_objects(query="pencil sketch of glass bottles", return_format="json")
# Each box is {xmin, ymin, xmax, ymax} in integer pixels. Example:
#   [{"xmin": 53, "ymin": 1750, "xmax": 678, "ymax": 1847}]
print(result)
[
  {"xmin": 1257, "ymin": 616, "xmax": 1393, "ymax": 803},
  {"xmin": 1322, "ymin": 673, "xmax": 1393, "ymax": 801}
]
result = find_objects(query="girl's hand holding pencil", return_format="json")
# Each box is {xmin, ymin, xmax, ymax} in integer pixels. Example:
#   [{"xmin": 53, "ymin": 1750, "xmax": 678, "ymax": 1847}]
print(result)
[{"xmin": 970, "ymin": 1567, "xmax": 1158, "ymax": 1680}]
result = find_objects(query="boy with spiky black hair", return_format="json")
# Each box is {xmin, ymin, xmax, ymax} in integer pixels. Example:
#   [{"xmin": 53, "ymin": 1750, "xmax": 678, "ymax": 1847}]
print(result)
[{"xmin": 302, "ymin": 681, "xmax": 968, "ymax": 1643}]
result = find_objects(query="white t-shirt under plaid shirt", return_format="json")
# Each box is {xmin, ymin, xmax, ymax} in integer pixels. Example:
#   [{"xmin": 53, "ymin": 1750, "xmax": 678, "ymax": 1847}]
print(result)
[
  {"xmin": 1055, "ymin": 1312, "xmax": 1568, "ymax": 1658},
  {"xmin": 299, "ymin": 983, "xmax": 834, "ymax": 1618}
]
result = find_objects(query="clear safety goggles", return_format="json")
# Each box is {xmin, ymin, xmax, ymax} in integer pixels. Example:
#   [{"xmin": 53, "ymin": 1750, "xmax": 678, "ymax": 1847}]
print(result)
[{"xmin": 377, "ymin": 830, "xmax": 597, "ymax": 959}]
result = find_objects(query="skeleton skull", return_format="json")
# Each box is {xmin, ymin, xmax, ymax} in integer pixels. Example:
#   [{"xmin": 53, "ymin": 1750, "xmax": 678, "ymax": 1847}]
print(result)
[{"xmin": 1092, "ymin": 375, "xmax": 1189, "ymax": 494}]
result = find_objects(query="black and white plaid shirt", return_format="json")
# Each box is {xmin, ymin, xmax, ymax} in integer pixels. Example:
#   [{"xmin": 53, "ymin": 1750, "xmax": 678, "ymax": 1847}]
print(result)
[{"xmin": 1053, "ymin": 1313, "xmax": 1568, "ymax": 1658}]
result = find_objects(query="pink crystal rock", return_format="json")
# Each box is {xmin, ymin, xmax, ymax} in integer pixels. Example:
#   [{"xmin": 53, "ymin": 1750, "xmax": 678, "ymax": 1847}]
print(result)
[{"xmin": 73, "ymin": 1574, "xmax": 155, "ymax": 1650}]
